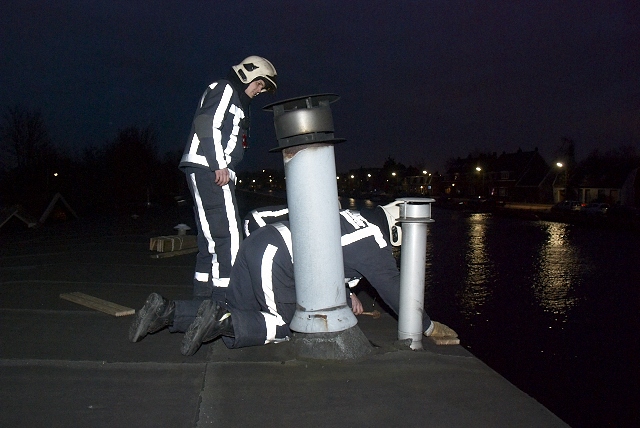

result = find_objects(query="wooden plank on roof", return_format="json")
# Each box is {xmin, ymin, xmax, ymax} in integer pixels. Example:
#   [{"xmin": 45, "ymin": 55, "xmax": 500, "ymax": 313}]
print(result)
[
  {"xmin": 149, "ymin": 235, "xmax": 197, "ymax": 252},
  {"xmin": 150, "ymin": 247, "xmax": 198, "ymax": 259},
  {"xmin": 428, "ymin": 336, "xmax": 460, "ymax": 345},
  {"xmin": 60, "ymin": 292, "xmax": 135, "ymax": 317}
]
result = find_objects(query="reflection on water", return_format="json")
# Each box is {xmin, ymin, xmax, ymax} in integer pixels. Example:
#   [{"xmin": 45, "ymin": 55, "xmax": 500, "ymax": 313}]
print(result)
[
  {"xmin": 459, "ymin": 213, "xmax": 494, "ymax": 319},
  {"xmin": 532, "ymin": 221, "xmax": 583, "ymax": 318},
  {"xmin": 340, "ymin": 197, "xmax": 378, "ymax": 210},
  {"xmin": 451, "ymin": 214, "xmax": 587, "ymax": 321}
]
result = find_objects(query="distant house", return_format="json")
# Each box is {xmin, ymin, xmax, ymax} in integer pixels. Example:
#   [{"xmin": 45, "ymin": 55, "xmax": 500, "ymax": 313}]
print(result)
[
  {"xmin": 441, "ymin": 148, "xmax": 550, "ymax": 203},
  {"xmin": 621, "ymin": 168, "xmax": 639, "ymax": 206},
  {"xmin": 441, "ymin": 153, "xmax": 497, "ymax": 198},
  {"xmin": 490, "ymin": 148, "xmax": 550, "ymax": 203},
  {"xmin": 571, "ymin": 166, "xmax": 639, "ymax": 206},
  {"xmin": 402, "ymin": 174, "xmax": 437, "ymax": 196}
]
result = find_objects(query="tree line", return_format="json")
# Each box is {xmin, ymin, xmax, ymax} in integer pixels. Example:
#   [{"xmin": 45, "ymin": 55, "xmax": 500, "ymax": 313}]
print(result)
[
  {"xmin": 2, "ymin": 105, "xmax": 637, "ymax": 217},
  {"xmin": 0, "ymin": 105, "xmax": 184, "ymax": 216}
]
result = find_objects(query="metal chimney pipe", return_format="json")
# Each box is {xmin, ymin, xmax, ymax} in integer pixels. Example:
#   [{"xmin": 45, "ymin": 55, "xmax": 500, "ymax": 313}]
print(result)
[
  {"xmin": 264, "ymin": 94, "xmax": 357, "ymax": 334},
  {"xmin": 396, "ymin": 197, "xmax": 435, "ymax": 350}
]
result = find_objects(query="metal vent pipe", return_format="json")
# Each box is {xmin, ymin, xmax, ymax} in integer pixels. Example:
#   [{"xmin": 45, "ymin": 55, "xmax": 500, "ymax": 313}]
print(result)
[
  {"xmin": 264, "ymin": 94, "xmax": 357, "ymax": 334},
  {"xmin": 396, "ymin": 197, "xmax": 435, "ymax": 350}
]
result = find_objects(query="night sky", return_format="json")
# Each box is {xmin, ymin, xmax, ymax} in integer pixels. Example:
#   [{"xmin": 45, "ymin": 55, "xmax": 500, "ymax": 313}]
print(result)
[{"xmin": 2, "ymin": 1, "xmax": 638, "ymax": 173}]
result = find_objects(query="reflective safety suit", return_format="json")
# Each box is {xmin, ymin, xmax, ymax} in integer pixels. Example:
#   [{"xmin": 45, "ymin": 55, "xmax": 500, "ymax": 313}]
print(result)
[
  {"xmin": 179, "ymin": 78, "xmax": 247, "ymax": 300},
  {"xmin": 218, "ymin": 207, "xmax": 432, "ymax": 348}
]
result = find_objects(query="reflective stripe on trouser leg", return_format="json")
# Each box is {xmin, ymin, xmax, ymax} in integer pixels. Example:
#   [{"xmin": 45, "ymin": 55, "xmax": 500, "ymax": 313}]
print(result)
[
  {"xmin": 188, "ymin": 171, "xmax": 241, "ymax": 297},
  {"xmin": 260, "ymin": 244, "xmax": 286, "ymax": 343},
  {"xmin": 222, "ymin": 304, "xmax": 294, "ymax": 349},
  {"xmin": 190, "ymin": 172, "xmax": 216, "ymax": 297}
]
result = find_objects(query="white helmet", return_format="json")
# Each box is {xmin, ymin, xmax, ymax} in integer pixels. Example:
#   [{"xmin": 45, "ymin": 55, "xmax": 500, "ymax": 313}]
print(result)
[
  {"xmin": 380, "ymin": 201, "xmax": 403, "ymax": 246},
  {"xmin": 232, "ymin": 56, "xmax": 277, "ymax": 93}
]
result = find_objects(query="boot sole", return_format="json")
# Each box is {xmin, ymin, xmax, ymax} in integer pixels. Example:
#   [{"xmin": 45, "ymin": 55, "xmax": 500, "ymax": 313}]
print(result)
[
  {"xmin": 181, "ymin": 300, "xmax": 217, "ymax": 356},
  {"xmin": 129, "ymin": 293, "xmax": 163, "ymax": 342}
]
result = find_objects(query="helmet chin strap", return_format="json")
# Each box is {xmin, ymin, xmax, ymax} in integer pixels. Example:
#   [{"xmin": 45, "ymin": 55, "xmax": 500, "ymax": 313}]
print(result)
[
  {"xmin": 226, "ymin": 68, "xmax": 252, "ymax": 120},
  {"xmin": 224, "ymin": 68, "xmax": 253, "ymax": 150}
]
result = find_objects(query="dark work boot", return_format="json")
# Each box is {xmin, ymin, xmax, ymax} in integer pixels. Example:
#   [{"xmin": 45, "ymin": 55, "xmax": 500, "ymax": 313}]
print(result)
[
  {"xmin": 180, "ymin": 300, "xmax": 234, "ymax": 356},
  {"xmin": 129, "ymin": 293, "xmax": 175, "ymax": 342}
]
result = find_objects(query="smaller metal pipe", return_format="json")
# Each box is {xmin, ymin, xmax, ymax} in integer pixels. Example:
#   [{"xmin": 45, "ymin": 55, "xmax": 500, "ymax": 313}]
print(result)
[{"xmin": 396, "ymin": 198, "xmax": 435, "ymax": 350}]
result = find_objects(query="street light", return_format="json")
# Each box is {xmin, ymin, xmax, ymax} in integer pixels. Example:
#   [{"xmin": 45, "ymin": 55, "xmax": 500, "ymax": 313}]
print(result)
[
  {"xmin": 544, "ymin": 161, "xmax": 565, "ymax": 202},
  {"xmin": 554, "ymin": 162, "xmax": 566, "ymax": 201},
  {"xmin": 476, "ymin": 166, "xmax": 484, "ymax": 197}
]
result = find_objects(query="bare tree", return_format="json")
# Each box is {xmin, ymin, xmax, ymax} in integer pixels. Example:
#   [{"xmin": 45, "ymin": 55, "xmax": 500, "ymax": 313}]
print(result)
[{"xmin": 0, "ymin": 105, "xmax": 53, "ymax": 171}]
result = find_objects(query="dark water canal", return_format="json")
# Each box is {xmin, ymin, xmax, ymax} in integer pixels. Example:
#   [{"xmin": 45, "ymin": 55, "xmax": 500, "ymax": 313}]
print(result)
[{"xmin": 344, "ymin": 198, "xmax": 640, "ymax": 427}]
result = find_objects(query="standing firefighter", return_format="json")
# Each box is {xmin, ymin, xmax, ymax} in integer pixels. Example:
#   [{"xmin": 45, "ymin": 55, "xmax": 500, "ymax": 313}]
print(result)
[{"xmin": 179, "ymin": 56, "xmax": 277, "ymax": 301}]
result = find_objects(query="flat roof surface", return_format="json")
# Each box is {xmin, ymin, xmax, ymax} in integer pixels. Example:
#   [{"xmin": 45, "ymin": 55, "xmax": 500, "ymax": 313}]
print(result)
[{"xmin": 0, "ymin": 208, "xmax": 568, "ymax": 427}]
